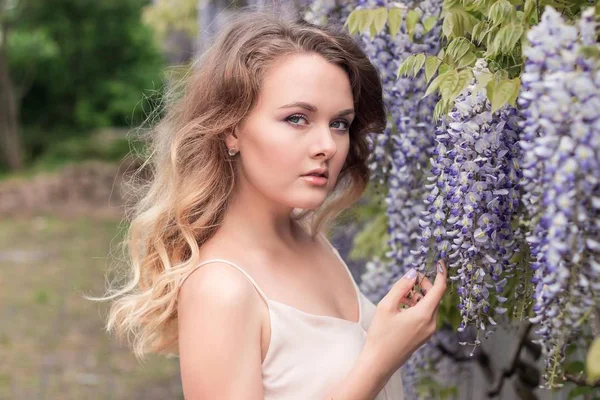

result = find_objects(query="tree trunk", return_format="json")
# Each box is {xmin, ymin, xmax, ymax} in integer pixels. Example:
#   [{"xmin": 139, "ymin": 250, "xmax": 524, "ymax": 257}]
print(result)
[{"xmin": 0, "ymin": 24, "xmax": 24, "ymax": 171}]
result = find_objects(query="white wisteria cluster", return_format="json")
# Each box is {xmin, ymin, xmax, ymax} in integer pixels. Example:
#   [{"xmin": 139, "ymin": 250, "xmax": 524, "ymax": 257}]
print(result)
[{"xmin": 518, "ymin": 7, "xmax": 600, "ymax": 387}]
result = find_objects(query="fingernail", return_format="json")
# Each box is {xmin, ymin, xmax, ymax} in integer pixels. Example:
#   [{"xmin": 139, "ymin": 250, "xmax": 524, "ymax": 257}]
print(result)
[
  {"xmin": 403, "ymin": 268, "xmax": 416, "ymax": 279},
  {"xmin": 437, "ymin": 261, "xmax": 444, "ymax": 274}
]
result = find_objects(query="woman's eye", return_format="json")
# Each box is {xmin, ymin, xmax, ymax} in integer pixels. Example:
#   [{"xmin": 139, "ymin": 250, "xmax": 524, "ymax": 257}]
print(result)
[
  {"xmin": 286, "ymin": 114, "xmax": 308, "ymax": 126},
  {"xmin": 286, "ymin": 114, "xmax": 350, "ymax": 131},
  {"xmin": 331, "ymin": 120, "xmax": 350, "ymax": 131}
]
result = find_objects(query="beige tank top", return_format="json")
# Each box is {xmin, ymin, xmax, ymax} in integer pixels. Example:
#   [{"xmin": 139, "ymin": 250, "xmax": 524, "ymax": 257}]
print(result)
[{"xmin": 191, "ymin": 236, "xmax": 405, "ymax": 400}]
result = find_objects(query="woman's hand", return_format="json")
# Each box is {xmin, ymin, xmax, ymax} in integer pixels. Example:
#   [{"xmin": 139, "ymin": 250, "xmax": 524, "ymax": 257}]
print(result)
[{"xmin": 363, "ymin": 260, "xmax": 447, "ymax": 379}]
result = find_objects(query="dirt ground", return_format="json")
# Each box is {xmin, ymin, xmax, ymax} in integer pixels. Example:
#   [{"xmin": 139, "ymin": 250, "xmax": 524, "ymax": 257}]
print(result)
[{"xmin": 0, "ymin": 215, "xmax": 182, "ymax": 400}]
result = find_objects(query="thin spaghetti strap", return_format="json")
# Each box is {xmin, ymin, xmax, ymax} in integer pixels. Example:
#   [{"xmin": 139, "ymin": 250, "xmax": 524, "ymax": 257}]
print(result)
[
  {"xmin": 319, "ymin": 232, "xmax": 357, "ymax": 286},
  {"xmin": 179, "ymin": 258, "xmax": 270, "ymax": 304},
  {"xmin": 319, "ymin": 232, "xmax": 341, "ymax": 256}
]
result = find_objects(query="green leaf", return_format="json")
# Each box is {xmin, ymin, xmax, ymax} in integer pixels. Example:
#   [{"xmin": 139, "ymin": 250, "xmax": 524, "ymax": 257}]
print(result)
[
  {"xmin": 580, "ymin": 45, "xmax": 600, "ymax": 59},
  {"xmin": 443, "ymin": 0, "xmax": 462, "ymax": 9},
  {"xmin": 457, "ymin": 51, "xmax": 477, "ymax": 68},
  {"xmin": 433, "ymin": 99, "xmax": 453, "ymax": 120},
  {"xmin": 487, "ymin": 23, "xmax": 523, "ymax": 57},
  {"xmin": 369, "ymin": 23, "xmax": 378, "ymax": 38},
  {"xmin": 488, "ymin": 0, "xmax": 516, "ymax": 27},
  {"xmin": 438, "ymin": 63, "xmax": 452, "ymax": 75},
  {"xmin": 471, "ymin": 0, "xmax": 495, "ymax": 13},
  {"xmin": 565, "ymin": 361, "xmax": 586, "ymax": 375},
  {"xmin": 486, "ymin": 33, "xmax": 501, "ymax": 57},
  {"xmin": 423, "ymin": 15, "xmax": 437, "ymax": 32},
  {"xmin": 586, "ymin": 337, "xmax": 600, "ymax": 384},
  {"xmin": 358, "ymin": 9, "xmax": 375, "ymax": 35},
  {"xmin": 424, "ymin": 56, "xmax": 442, "ymax": 83},
  {"xmin": 442, "ymin": 11, "xmax": 455, "ymax": 38},
  {"xmin": 346, "ymin": 9, "xmax": 361, "ymax": 35},
  {"xmin": 440, "ymin": 69, "xmax": 459, "ymax": 101},
  {"xmin": 471, "ymin": 21, "xmax": 488, "ymax": 44},
  {"xmin": 524, "ymin": 0, "xmax": 536, "ymax": 22},
  {"xmin": 489, "ymin": 78, "xmax": 519, "ymax": 113},
  {"xmin": 433, "ymin": 100, "xmax": 444, "ymax": 120},
  {"xmin": 442, "ymin": 9, "xmax": 478, "ymax": 39},
  {"xmin": 372, "ymin": 8, "xmax": 388, "ymax": 34},
  {"xmin": 445, "ymin": 37, "xmax": 477, "ymax": 69},
  {"xmin": 406, "ymin": 9, "xmax": 421, "ymax": 40},
  {"xmin": 446, "ymin": 37, "xmax": 473, "ymax": 65},
  {"xmin": 413, "ymin": 53, "xmax": 427, "ymax": 77},
  {"xmin": 501, "ymin": 23, "xmax": 524, "ymax": 54},
  {"xmin": 388, "ymin": 8, "xmax": 404, "ymax": 38},
  {"xmin": 397, "ymin": 54, "xmax": 416, "ymax": 77},
  {"xmin": 569, "ymin": 386, "xmax": 596, "ymax": 400},
  {"xmin": 507, "ymin": 77, "xmax": 520, "ymax": 106},
  {"xmin": 450, "ymin": 69, "xmax": 473, "ymax": 100},
  {"xmin": 424, "ymin": 70, "xmax": 450, "ymax": 98}
]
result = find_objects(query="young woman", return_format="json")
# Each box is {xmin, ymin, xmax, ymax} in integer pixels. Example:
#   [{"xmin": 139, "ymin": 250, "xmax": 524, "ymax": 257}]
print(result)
[{"xmin": 98, "ymin": 9, "xmax": 447, "ymax": 400}]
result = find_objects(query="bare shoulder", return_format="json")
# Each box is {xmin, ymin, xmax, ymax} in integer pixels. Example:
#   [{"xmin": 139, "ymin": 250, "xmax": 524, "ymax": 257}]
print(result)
[
  {"xmin": 178, "ymin": 260, "xmax": 261, "ymax": 315},
  {"xmin": 177, "ymin": 261, "xmax": 266, "ymax": 399}
]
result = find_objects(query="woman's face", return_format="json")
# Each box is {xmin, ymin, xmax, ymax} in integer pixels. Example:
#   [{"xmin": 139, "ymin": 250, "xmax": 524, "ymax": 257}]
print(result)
[{"xmin": 229, "ymin": 52, "xmax": 354, "ymax": 210}]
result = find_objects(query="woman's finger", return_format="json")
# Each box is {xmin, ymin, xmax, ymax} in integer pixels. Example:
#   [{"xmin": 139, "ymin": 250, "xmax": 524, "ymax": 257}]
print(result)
[
  {"xmin": 415, "ymin": 260, "xmax": 447, "ymax": 315},
  {"xmin": 382, "ymin": 268, "xmax": 418, "ymax": 312},
  {"xmin": 417, "ymin": 273, "xmax": 433, "ymax": 294}
]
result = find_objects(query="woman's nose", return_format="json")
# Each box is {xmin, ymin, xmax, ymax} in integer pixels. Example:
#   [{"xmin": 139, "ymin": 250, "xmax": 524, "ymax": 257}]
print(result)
[{"xmin": 310, "ymin": 125, "xmax": 338, "ymax": 159}]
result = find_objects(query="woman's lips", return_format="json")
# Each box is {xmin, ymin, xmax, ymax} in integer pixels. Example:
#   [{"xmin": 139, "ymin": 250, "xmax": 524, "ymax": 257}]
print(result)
[{"xmin": 301, "ymin": 175, "xmax": 328, "ymax": 186}]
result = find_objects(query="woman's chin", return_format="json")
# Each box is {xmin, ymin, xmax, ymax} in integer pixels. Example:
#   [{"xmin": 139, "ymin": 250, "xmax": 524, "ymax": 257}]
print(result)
[{"xmin": 293, "ymin": 198, "xmax": 327, "ymax": 211}]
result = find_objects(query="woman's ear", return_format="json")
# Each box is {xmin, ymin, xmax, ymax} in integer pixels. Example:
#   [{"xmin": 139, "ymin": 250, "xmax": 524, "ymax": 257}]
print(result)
[{"xmin": 225, "ymin": 127, "xmax": 240, "ymax": 150}]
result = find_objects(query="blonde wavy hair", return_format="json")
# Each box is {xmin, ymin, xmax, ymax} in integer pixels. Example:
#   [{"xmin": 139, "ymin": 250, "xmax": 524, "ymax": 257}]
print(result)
[{"xmin": 93, "ymin": 8, "xmax": 386, "ymax": 359}]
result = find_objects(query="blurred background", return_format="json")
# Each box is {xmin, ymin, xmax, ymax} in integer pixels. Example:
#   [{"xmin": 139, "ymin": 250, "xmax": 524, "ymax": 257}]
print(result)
[{"xmin": 0, "ymin": 0, "xmax": 249, "ymax": 398}]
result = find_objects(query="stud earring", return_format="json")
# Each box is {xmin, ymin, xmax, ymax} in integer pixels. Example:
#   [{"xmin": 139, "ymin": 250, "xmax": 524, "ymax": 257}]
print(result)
[{"xmin": 228, "ymin": 148, "xmax": 238, "ymax": 156}]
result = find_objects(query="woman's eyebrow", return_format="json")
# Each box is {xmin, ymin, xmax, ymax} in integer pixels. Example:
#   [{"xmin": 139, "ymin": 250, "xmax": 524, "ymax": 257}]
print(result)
[{"xmin": 278, "ymin": 101, "xmax": 355, "ymax": 117}]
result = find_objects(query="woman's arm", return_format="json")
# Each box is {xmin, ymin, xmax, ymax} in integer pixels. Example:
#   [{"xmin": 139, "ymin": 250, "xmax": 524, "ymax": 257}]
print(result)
[
  {"xmin": 178, "ymin": 262, "xmax": 265, "ymax": 400},
  {"xmin": 325, "ymin": 262, "xmax": 448, "ymax": 399}
]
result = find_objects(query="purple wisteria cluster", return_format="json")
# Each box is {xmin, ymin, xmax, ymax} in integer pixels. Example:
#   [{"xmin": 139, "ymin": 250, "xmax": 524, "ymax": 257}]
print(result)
[
  {"xmin": 414, "ymin": 59, "xmax": 525, "ymax": 350},
  {"xmin": 353, "ymin": 0, "xmax": 443, "ymax": 302},
  {"xmin": 345, "ymin": 2, "xmax": 460, "ymax": 396},
  {"xmin": 518, "ymin": 7, "xmax": 600, "ymax": 387}
]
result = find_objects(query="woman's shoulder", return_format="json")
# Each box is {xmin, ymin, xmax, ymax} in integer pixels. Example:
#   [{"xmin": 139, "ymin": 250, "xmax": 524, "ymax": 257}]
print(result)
[
  {"xmin": 179, "ymin": 259, "xmax": 259, "ymax": 308},
  {"xmin": 181, "ymin": 231, "xmax": 266, "ymax": 305},
  {"xmin": 178, "ymin": 258, "xmax": 268, "ymax": 339}
]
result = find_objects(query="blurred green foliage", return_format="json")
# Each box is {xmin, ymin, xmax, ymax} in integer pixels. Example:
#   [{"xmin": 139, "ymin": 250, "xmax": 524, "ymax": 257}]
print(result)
[
  {"xmin": 142, "ymin": 0, "xmax": 198, "ymax": 42},
  {"xmin": 36, "ymin": 134, "xmax": 135, "ymax": 166},
  {"xmin": 0, "ymin": 128, "xmax": 144, "ymax": 180},
  {"xmin": 6, "ymin": 0, "xmax": 164, "ymax": 165}
]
